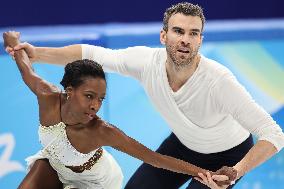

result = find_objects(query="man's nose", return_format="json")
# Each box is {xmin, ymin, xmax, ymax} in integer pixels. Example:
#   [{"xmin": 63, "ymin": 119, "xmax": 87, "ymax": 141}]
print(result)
[{"xmin": 181, "ymin": 34, "xmax": 191, "ymax": 46}]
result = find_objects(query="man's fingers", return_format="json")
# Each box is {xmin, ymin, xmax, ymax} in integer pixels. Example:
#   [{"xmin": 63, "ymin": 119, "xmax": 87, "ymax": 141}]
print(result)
[
  {"xmin": 212, "ymin": 175, "xmax": 229, "ymax": 181},
  {"xmin": 206, "ymin": 172, "xmax": 220, "ymax": 188},
  {"xmin": 206, "ymin": 172, "xmax": 215, "ymax": 185},
  {"xmin": 206, "ymin": 172, "xmax": 214, "ymax": 182},
  {"xmin": 198, "ymin": 173, "xmax": 208, "ymax": 182},
  {"xmin": 216, "ymin": 180, "xmax": 231, "ymax": 186},
  {"xmin": 194, "ymin": 177, "xmax": 206, "ymax": 185},
  {"xmin": 212, "ymin": 174, "xmax": 232, "ymax": 186},
  {"xmin": 14, "ymin": 43, "xmax": 25, "ymax": 50},
  {"xmin": 14, "ymin": 42, "xmax": 30, "ymax": 51}
]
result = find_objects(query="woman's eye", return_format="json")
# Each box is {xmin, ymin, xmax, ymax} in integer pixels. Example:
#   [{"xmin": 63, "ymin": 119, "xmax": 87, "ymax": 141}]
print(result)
[{"xmin": 86, "ymin": 94, "xmax": 92, "ymax": 99}]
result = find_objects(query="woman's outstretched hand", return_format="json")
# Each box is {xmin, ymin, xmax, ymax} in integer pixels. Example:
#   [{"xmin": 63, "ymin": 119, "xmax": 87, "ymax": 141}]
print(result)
[
  {"xmin": 4, "ymin": 33, "xmax": 36, "ymax": 62},
  {"xmin": 3, "ymin": 31, "xmax": 20, "ymax": 48}
]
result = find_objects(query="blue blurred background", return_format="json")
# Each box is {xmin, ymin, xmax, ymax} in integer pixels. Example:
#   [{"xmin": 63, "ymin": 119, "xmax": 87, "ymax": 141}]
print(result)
[
  {"xmin": 0, "ymin": 0, "xmax": 284, "ymax": 27},
  {"xmin": 0, "ymin": 0, "xmax": 284, "ymax": 189}
]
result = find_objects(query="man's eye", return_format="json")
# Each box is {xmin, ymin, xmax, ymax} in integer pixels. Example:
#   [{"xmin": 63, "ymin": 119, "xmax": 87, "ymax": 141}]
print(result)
[
  {"xmin": 190, "ymin": 32, "xmax": 199, "ymax": 36},
  {"xmin": 173, "ymin": 29, "xmax": 183, "ymax": 34},
  {"xmin": 99, "ymin": 97, "xmax": 105, "ymax": 102}
]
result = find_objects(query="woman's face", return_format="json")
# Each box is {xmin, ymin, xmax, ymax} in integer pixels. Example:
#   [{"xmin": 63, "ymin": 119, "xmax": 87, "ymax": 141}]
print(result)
[{"xmin": 68, "ymin": 77, "xmax": 106, "ymax": 124}]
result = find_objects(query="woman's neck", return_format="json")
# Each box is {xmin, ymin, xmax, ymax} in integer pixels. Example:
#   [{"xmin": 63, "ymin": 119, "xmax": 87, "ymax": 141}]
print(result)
[{"xmin": 60, "ymin": 93, "xmax": 82, "ymax": 126}]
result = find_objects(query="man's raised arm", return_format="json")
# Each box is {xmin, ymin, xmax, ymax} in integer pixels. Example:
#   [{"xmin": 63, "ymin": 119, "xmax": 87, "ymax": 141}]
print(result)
[{"xmin": 6, "ymin": 43, "xmax": 82, "ymax": 66}]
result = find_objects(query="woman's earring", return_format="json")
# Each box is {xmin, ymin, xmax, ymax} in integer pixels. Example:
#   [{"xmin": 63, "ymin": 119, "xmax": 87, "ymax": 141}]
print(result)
[{"xmin": 67, "ymin": 95, "xmax": 70, "ymax": 100}]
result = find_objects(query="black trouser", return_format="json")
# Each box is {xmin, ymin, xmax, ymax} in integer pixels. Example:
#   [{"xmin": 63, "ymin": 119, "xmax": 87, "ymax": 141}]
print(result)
[{"xmin": 125, "ymin": 133, "xmax": 253, "ymax": 189}]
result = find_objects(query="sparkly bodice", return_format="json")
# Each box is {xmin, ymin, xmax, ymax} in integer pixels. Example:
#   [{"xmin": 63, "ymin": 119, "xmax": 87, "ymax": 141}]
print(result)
[
  {"xmin": 33, "ymin": 122, "xmax": 123, "ymax": 188},
  {"xmin": 39, "ymin": 122, "xmax": 102, "ymax": 168}
]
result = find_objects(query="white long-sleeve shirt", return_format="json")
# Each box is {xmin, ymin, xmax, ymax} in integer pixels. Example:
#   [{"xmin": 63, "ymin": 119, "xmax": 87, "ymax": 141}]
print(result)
[{"xmin": 82, "ymin": 45, "xmax": 284, "ymax": 154}]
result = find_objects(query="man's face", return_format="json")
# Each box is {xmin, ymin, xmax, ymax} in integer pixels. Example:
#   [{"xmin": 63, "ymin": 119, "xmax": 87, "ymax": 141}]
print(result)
[{"xmin": 160, "ymin": 13, "xmax": 203, "ymax": 67}]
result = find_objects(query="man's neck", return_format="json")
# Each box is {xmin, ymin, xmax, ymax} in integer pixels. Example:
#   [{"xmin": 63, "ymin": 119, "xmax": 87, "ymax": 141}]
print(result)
[{"xmin": 166, "ymin": 54, "xmax": 200, "ymax": 92}]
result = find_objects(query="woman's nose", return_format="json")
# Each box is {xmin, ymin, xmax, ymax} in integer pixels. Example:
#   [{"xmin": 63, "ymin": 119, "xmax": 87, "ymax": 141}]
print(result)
[{"xmin": 90, "ymin": 100, "xmax": 100, "ymax": 112}]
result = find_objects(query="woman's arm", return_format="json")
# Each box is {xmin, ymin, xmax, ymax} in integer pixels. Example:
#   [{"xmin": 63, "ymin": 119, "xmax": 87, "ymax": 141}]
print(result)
[
  {"xmin": 101, "ymin": 122, "xmax": 207, "ymax": 177},
  {"xmin": 3, "ymin": 31, "xmax": 57, "ymax": 96}
]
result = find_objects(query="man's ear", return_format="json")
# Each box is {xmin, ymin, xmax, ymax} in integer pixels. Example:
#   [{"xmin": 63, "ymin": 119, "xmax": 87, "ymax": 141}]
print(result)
[
  {"xmin": 160, "ymin": 29, "xmax": 167, "ymax": 45},
  {"xmin": 199, "ymin": 34, "xmax": 204, "ymax": 47}
]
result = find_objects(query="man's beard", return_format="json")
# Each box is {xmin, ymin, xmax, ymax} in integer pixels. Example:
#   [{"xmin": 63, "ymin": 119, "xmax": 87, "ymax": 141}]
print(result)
[{"xmin": 166, "ymin": 44, "xmax": 199, "ymax": 69}]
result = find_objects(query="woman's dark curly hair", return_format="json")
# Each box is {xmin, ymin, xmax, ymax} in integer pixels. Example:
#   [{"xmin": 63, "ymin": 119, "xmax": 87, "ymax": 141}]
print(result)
[{"xmin": 60, "ymin": 59, "xmax": 106, "ymax": 89}]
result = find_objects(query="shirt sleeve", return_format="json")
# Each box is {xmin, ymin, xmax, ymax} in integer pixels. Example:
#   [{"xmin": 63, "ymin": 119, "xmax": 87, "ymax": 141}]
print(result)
[
  {"xmin": 213, "ymin": 73, "xmax": 284, "ymax": 152},
  {"xmin": 81, "ymin": 44, "xmax": 154, "ymax": 81}
]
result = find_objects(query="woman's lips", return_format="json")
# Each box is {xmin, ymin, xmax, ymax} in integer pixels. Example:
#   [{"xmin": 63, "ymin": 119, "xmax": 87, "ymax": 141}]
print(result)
[{"xmin": 86, "ymin": 113, "xmax": 94, "ymax": 120}]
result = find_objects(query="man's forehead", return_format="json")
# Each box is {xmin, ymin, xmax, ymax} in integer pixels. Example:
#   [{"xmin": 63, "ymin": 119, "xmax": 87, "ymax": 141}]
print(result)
[
  {"xmin": 168, "ymin": 14, "xmax": 202, "ymax": 30},
  {"xmin": 169, "ymin": 13, "xmax": 201, "ymax": 22}
]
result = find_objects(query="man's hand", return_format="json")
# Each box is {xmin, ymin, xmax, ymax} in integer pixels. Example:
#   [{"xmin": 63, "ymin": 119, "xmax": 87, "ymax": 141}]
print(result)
[
  {"xmin": 195, "ymin": 172, "xmax": 229, "ymax": 189},
  {"xmin": 5, "ymin": 41, "xmax": 37, "ymax": 62},
  {"xmin": 195, "ymin": 166, "xmax": 238, "ymax": 188},
  {"xmin": 214, "ymin": 166, "xmax": 237, "ymax": 185}
]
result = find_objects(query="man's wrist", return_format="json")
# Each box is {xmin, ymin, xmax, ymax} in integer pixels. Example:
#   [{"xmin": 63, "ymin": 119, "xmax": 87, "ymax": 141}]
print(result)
[
  {"xmin": 33, "ymin": 47, "xmax": 40, "ymax": 63},
  {"xmin": 233, "ymin": 164, "xmax": 244, "ymax": 179}
]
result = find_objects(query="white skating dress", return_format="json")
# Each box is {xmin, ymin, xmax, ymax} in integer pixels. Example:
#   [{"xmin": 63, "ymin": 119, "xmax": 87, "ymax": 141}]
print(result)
[{"xmin": 26, "ymin": 122, "xmax": 123, "ymax": 189}]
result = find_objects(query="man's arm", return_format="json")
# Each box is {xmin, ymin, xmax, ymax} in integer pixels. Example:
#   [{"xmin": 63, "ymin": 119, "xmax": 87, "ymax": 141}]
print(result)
[
  {"xmin": 6, "ymin": 43, "xmax": 82, "ymax": 66},
  {"xmin": 195, "ymin": 141, "xmax": 277, "ymax": 188},
  {"xmin": 233, "ymin": 140, "xmax": 277, "ymax": 178},
  {"xmin": 213, "ymin": 73, "xmax": 284, "ymax": 180},
  {"xmin": 34, "ymin": 45, "xmax": 82, "ymax": 65}
]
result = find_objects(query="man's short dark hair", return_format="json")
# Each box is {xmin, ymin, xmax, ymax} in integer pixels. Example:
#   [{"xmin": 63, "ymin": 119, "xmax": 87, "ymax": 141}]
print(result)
[{"xmin": 163, "ymin": 2, "xmax": 205, "ymax": 32}]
